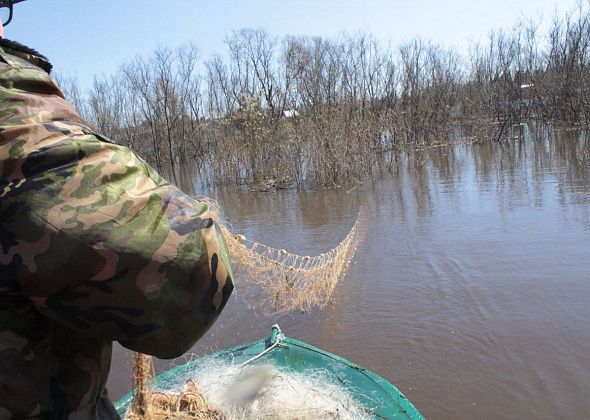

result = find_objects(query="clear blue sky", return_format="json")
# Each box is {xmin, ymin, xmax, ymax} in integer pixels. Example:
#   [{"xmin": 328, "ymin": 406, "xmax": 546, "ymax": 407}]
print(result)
[{"xmin": 6, "ymin": 0, "xmax": 575, "ymax": 89}]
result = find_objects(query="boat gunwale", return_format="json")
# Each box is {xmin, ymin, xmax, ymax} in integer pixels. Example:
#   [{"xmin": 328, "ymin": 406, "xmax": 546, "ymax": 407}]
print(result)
[{"xmin": 279, "ymin": 336, "xmax": 423, "ymax": 419}]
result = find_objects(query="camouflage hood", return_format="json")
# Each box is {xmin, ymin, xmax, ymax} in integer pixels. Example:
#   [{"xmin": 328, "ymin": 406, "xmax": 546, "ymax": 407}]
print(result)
[
  {"xmin": 0, "ymin": 38, "xmax": 52, "ymax": 73},
  {"xmin": 0, "ymin": 41, "xmax": 233, "ymax": 418}
]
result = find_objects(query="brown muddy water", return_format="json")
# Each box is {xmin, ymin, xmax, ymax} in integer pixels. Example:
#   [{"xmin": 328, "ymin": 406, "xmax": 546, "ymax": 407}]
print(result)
[{"xmin": 108, "ymin": 127, "xmax": 590, "ymax": 419}]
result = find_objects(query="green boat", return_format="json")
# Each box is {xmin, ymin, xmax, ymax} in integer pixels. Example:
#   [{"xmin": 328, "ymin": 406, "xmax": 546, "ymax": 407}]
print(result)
[{"xmin": 115, "ymin": 325, "xmax": 424, "ymax": 419}]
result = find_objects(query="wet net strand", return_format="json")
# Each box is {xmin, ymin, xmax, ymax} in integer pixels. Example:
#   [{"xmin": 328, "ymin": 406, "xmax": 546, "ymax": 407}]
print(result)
[
  {"xmin": 219, "ymin": 213, "xmax": 360, "ymax": 313},
  {"xmin": 198, "ymin": 196, "xmax": 362, "ymax": 313}
]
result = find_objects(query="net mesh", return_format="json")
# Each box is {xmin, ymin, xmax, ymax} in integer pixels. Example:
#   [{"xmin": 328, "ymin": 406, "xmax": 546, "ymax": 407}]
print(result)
[
  {"xmin": 126, "ymin": 201, "xmax": 364, "ymax": 419},
  {"xmin": 125, "ymin": 360, "xmax": 372, "ymax": 420},
  {"xmin": 204, "ymin": 197, "xmax": 363, "ymax": 313},
  {"xmin": 220, "ymin": 219, "xmax": 361, "ymax": 313}
]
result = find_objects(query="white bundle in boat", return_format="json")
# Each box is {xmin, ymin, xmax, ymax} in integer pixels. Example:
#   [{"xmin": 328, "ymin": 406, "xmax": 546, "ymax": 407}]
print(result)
[{"xmin": 127, "ymin": 358, "xmax": 372, "ymax": 419}]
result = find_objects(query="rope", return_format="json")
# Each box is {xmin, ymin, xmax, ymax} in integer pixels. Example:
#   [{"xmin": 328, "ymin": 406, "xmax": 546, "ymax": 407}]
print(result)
[{"xmin": 238, "ymin": 325, "xmax": 284, "ymax": 368}]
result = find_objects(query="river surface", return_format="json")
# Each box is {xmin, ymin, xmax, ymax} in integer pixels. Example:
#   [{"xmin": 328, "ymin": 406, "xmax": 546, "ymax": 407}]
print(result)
[{"xmin": 108, "ymin": 126, "xmax": 590, "ymax": 419}]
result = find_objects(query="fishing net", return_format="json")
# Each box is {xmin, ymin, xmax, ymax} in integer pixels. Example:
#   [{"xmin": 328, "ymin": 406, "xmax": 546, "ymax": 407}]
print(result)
[
  {"xmin": 125, "ymin": 357, "xmax": 372, "ymax": 419},
  {"xmin": 220, "ymin": 221, "xmax": 361, "ymax": 313},
  {"xmin": 206, "ymin": 198, "xmax": 363, "ymax": 314},
  {"xmin": 125, "ymin": 200, "xmax": 365, "ymax": 419},
  {"xmin": 126, "ymin": 353, "xmax": 224, "ymax": 419}
]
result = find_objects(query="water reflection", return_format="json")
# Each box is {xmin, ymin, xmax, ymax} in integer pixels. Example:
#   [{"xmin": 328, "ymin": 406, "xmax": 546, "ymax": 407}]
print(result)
[{"xmin": 384, "ymin": 127, "xmax": 590, "ymax": 227}]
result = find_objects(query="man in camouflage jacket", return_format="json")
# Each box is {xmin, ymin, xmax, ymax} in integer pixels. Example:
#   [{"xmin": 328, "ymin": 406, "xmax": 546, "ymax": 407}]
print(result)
[{"xmin": 0, "ymin": 31, "xmax": 234, "ymax": 419}]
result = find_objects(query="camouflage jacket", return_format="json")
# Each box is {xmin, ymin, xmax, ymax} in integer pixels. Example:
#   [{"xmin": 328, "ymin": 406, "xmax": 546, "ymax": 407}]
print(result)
[{"xmin": 0, "ymin": 39, "xmax": 234, "ymax": 418}]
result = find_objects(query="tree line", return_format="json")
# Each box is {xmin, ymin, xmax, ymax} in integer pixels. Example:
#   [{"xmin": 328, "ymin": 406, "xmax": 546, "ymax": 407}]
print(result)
[{"xmin": 58, "ymin": 3, "xmax": 590, "ymax": 188}]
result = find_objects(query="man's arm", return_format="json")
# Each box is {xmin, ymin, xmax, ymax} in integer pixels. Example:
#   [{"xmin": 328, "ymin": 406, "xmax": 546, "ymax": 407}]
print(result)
[{"xmin": 0, "ymin": 47, "xmax": 234, "ymax": 359}]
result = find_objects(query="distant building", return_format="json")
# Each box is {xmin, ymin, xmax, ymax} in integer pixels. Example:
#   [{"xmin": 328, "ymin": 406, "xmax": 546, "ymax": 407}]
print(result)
[{"xmin": 283, "ymin": 109, "xmax": 300, "ymax": 118}]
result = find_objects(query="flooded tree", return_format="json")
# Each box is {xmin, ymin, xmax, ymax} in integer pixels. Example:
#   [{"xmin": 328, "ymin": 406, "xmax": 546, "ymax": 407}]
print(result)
[{"xmin": 62, "ymin": 2, "xmax": 590, "ymax": 189}]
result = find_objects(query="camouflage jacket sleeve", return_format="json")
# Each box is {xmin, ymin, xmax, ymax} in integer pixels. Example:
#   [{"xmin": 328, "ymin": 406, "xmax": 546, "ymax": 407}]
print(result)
[{"xmin": 0, "ymin": 45, "xmax": 234, "ymax": 359}]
